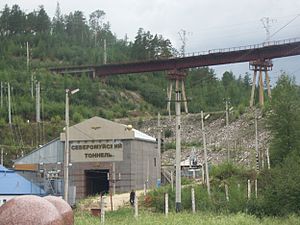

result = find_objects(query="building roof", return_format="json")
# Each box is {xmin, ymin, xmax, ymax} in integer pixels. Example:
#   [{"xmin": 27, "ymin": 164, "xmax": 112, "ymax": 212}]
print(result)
[
  {"xmin": 180, "ymin": 158, "xmax": 203, "ymax": 167},
  {"xmin": 60, "ymin": 116, "xmax": 156, "ymax": 142},
  {"xmin": 0, "ymin": 165, "xmax": 45, "ymax": 195},
  {"xmin": 14, "ymin": 138, "xmax": 64, "ymax": 165},
  {"xmin": 133, "ymin": 128, "xmax": 156, "ymax": 142}
]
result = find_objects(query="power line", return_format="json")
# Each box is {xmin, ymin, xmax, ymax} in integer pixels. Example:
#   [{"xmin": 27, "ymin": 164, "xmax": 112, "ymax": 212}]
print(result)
[
  {"xmin": 191, "ymin": 13, "xmax": 300, "ymax": 34},
  {"xmin": 268, "ymin": 14, "xmax": 300, "ymax": 40}
]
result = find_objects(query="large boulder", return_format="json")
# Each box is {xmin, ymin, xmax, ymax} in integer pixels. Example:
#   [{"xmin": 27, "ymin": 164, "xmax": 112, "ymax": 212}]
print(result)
[
  {"xmin": 0, "ymin": 195, "xmax": 64, "ymax": 225},
  {"xmin": 44, "ymin": 196, "xmax": 74, "ymax": 225}
]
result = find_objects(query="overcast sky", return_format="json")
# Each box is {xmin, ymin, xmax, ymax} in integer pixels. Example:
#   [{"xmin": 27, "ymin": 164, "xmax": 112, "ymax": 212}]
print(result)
[{"xmin": 2, "ymin": 0, "xmax": 300, "ymax": 83}]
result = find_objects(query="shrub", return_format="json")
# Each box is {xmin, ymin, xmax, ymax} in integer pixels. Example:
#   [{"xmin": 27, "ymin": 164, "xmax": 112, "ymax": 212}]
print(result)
[
  {"xmin": 145, "ymin": 163, "xmax": 257, "ymax": 214},
  {"xmin": 72, "ymin": 112, "xmax": 83, "ymax": 123},
  {"xmin": 258, "ymin": 154, "xmax": 300, "ymax": 216},
  {"xmin": 237, "ymin": 103, "xmax": 246, "ymax": 115},
  {"xmin": 164, "ymin": 129, "xmax": 173, "ymax": 138},
  {"xmin": 164, "ymin": 142, "xmax": 176, "ymax": 150},
  {"xmin": 210, "ymin": 162, "xmax": 250, "ymax": 180}
]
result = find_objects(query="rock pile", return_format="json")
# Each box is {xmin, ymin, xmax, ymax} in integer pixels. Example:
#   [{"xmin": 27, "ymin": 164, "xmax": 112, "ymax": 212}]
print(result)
[{"xmin": 117, "ymin": 109, "xmax": 270, "ymax": 167}]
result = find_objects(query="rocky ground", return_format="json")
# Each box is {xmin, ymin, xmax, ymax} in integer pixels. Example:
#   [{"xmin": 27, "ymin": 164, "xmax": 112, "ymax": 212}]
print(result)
[{"xmin": 117, "ymin": 108, "xmax": 270, "ymax": 169}]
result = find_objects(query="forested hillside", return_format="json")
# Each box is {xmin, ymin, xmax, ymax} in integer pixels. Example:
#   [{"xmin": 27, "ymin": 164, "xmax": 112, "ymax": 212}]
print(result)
[
  {"xmin": 0, "ymin": 3, "xmax": 256, "ymax": 118},
  {"xmin": 0, "ymin": 4, "xmax": 256, "ymax": 163}
]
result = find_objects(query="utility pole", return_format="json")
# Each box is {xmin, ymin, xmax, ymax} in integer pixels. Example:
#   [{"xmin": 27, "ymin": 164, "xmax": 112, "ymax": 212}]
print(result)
[
  {"xmin": 36, "ymin": 82, "xmax": 41, "ymax": 123},
  {"xmin": 201, "ymin": 111, "xmax": 211, "ymax": 197},
  {"xmin": 167, "ymin": 84, "xmax": 173, "ymax": 119},
  {"xmin": 175, "ymin": 79, "xmax": 182, "ymax": 212},
  {"xmin": 36, "ymin": 82, "xmax": 41, "ymax": 146},
  {"xmin": 8, "ymin": 83, "xmax": 11, "ymax": 125},
  {"xmin": 64, "ymin": 88, "xmax": 79, "ymax": 203},
  {"xmin": 250, "ymin": 68, "xmax": 257, "ymax": 108},
  {"xmin": 27, "ymin": 42, "xmax": 33, "ymax": 99},
  {"xmin": 64, "ymin": 89, "xmax": 70, "ymax": 203},
  {"xmin": 112, "ymin": 139, "xmax": 116, "ymax": 195},
  {"xmin": 104, "ymin": 39, "xmax": 107, "ymax": 64},
  {"xmin": 225, "ymin": 99, "xmax": 230, "ymax": 162},
  {"xmin": 177, "ymin": 31, "xmax": 189, "ymax": 114},
  {"xmin": 247, "ymin": 179, "xmax": 251, "ymax": 199},
  {"xmin": 27, "ymin": 42, "xmax": 30, "ymax": 71},
  {"xmin": 255, "ymin": 110, "xmax": 259, "ymax": 171},
  {"xmin": 266, "ymin": 147, "xmax": 270, "ymax": 169},
  {"xmin": 157, "ymin": 112, "xmax": 161, "ymax": 186},
  {"xmin": 261, "ymin": 150, "xmax": 265, "ymax": 169},
  {"xmin": 146, "ymin": 157, "xmax": 149, "ymax": 191},
  {"xmin": 112, "ymin": 162, "xmax": 116, "ymax": 195},
  {"xmin": 0, "ymin": 81, "xmax": 3, "ymax": 108},
  {"xmin": 170, "ymin": 170, "xmax": 174, "ymax": 191},
  {"xmin": 41, "ymin": 98, "xmax": 45, "ymax": 144}
]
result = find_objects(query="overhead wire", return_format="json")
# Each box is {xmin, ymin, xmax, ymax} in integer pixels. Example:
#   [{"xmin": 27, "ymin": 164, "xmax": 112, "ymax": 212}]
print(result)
[
  {"xmin": 185, "ymin": 12, "xmax": 300, "ymax": 56},
  {"xmin": 191, "ymin": 13, "xmax": 300, "ymax": 34},
  {"xmin": 186, "ymin": 15, "xmax": 300, "ymax": 87},
  {"xmin": 184, "ymin": 12, "xmax": 300, "ymax": 108},
  {"xmin": 268, "ymin": 14, "xmax": 300, "ymax": 40}
]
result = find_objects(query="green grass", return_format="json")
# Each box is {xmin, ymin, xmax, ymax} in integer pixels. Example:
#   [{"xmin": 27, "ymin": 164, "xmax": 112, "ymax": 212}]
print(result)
[{"xmin": 75, "ymin": 208, "xmax": 300, "ymax": 225}]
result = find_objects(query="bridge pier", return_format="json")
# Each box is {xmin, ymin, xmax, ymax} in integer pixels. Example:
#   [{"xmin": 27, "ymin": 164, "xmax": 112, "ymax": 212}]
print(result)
[
  {"xmin": 249, "ymin": 59, "xmax": 273, "ymax": 107},
  {"xmin": 166, "ymin": 69, "xmax": 188, "ymax": 117}
]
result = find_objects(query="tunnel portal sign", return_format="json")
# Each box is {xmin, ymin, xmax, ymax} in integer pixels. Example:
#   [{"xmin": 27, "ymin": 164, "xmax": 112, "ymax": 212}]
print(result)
[{"xmin": 70, "ymin": 140, "xmax": 123, "ymax": 162}]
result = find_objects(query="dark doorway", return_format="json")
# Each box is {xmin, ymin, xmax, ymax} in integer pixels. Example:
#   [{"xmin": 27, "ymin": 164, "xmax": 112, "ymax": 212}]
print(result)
[{"xmin": 85, "ymin": 170, "xmax": 109, "ymax": 196}]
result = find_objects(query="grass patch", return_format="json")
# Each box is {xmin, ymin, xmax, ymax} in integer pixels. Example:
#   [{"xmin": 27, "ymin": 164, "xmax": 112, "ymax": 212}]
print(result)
[{"xmin": 75, "ymin": 208, "xmax": 300, "ymax": 225}]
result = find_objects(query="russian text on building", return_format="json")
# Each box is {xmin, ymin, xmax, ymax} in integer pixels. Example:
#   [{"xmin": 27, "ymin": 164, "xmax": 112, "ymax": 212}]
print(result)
[{"xmin": 70, "ymin": 141, "xmax": 123, "ymax": 162}]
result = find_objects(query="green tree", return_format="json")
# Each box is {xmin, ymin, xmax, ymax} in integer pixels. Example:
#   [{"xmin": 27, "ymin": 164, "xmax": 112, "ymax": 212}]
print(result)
[
  {"xmin": 243, "ymin": 72, "xmax": 251, "ymax": 88},
  {"xmin": 25, "ymin": 10, "xmax": 37, "ymax": 34},
  {"xmin": 89, "ymin": 10, "xmax": 105, "ymax": 35},
  {"xmin": 52, "ymin": 2, "xmax": 65, "ymax": 35},
  {"xmin": 36, "ymin": 6, "xmax": 50, "ymax": 34},
  {"xmin": 222, "ymin": 71, "xmax": 235, "ymax": 88},
  {"xmin": 0, "ymin": 5, "xmax": 10, "ymax": 36},
  {"xmin": 65, "ymin": 11, "xmax": 89, "ymax": 43},
  {"xmin": 8, "ymin": 4, "xmax": 25, "ymax": 35},
  {"xmin": 131, "ymin": 28, "xmax": 173, "ymax": 60},
  {"xmin": 260, "ymin": 154, "xmax": 300, "ymax": 216},
  {"xmin": 267, "ymin": 74, "xmax": 300, "ymax": 166}
]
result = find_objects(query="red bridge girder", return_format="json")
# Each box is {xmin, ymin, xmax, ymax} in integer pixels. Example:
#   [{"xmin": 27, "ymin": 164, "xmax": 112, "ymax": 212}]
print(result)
[{"xmin": 49, "ymin": 38, "xmax": 300, "ymax": 77}]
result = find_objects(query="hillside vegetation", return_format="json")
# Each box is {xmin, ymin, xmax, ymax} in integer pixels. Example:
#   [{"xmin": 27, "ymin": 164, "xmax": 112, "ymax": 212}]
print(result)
[{"xmin": 0, "ymin": 4, "xmax": 255, "ymax": 163}]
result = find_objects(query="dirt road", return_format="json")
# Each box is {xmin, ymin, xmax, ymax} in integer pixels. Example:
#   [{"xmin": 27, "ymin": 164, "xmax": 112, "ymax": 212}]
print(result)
[{"xmin": 80, "ymin": 190, "xmax": 145, "ymax": 212}]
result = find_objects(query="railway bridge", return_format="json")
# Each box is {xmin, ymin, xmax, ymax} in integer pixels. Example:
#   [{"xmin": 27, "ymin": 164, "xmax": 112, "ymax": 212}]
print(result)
[{"xmin": 50, "ymin": 37, "xmax": 300, "ymax": 110}]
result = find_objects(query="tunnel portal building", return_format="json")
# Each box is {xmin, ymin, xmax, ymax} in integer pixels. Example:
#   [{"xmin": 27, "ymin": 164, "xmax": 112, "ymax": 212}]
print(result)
[{"xmin": 14, "ymin": 117, "xmax": 160, "ymax": 203}]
